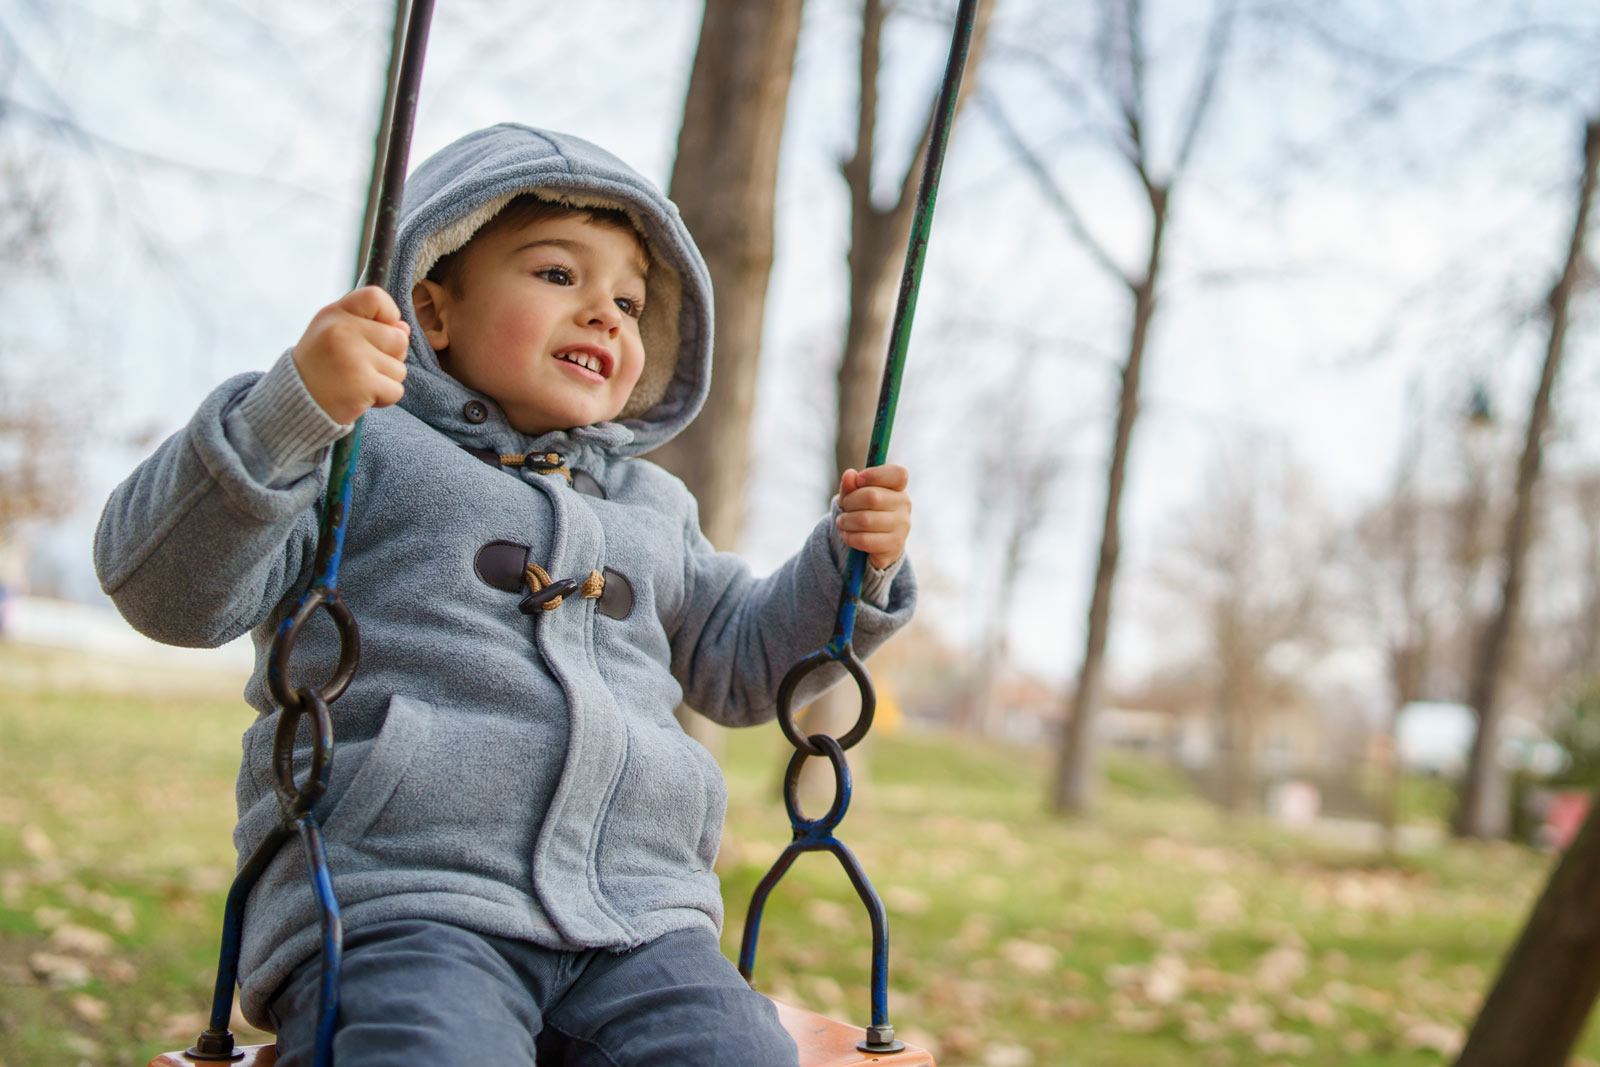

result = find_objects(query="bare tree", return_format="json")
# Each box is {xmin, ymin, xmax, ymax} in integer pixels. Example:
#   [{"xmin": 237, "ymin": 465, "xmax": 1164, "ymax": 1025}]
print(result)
[
  {"xmin": 831, "ymin": 0, "xmax": 998, "ymax": 483},
  {"xmin": 0, "ymin": 134, "xmax": 74, "ymax": 602},
  {"xmin": 960, "ymin": 369, "xmax": 1065, "ymax": 736},
  {"xmin": 642, "ymin": 0, "xmax": 808, "ymax": 750},
  {"xmin": 983, "ymin": 0, "xmax": 1239, "ymax": 813},
  {"xmin": 1347, "ymin": 386, "xmax": 1455, "ymax": 852},
  {"xmin": 651, "ymin": 0, "xmax": 807, "ymax": 553},
  {"xmin": 799, "ymin": 0, "xmax": 998, "ymax": 778},
  {"xmin": 1455, "ymin": 117, "xmax": 1600, "ymax": 840},
  {"xmin": 1156, "ymin": 441, "xmax": 1328, "ymax": 812}
]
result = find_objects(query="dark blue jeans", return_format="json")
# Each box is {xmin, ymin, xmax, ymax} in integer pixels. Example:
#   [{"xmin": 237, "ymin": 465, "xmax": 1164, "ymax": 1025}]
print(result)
[{"xmin": 266, "ymin": 919, "xmax": 799, "ymax": 1066}]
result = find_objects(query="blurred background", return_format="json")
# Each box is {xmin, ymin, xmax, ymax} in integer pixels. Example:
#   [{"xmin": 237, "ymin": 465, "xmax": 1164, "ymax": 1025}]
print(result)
[{"xmin": 4, "ymin": 1, "xmax": 1600, "ymax": 1064}]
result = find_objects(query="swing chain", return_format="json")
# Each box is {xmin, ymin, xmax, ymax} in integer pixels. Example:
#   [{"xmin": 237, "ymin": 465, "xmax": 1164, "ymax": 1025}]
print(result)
[
  {"xmin": 741, "ymin": 0, "xmax": 979, "ymax": 1052},
  {"xmin": 188, "ymin": 2, "xmax": 436, "ymax": 1064},
  {"xmin": 742, "ymin": 655, "xmax": 906, "ymax": 1055},
  {"xmin": 774, "ymin": 643, "xmax": 877, "ymax": 755}
]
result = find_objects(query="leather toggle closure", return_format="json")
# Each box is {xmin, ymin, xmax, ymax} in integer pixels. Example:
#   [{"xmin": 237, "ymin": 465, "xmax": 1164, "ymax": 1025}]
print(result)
[
  {"xmin": 474, "ymin": 541, "xmax": 634, "ymax": 620},
  {"xmin": 502, "ymin": 452, "xmax": 572, "ymax": 485},
  {"xmin": 519, "ymin": 570, "xmax": 580, "ymax": 613},
  {"xmin": 461, "ymin": 446, "xmax": 607, "ymax": 499}
]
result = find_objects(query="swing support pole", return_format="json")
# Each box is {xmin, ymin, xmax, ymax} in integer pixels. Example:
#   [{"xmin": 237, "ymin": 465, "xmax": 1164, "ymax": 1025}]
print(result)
[
  {"xmin": 185, "ymin": 2, "xmax": 434, "ymax": 1063},
  {"xmin": 743, "ymin": 0, "xmax": 979, "ymax": 1054}
]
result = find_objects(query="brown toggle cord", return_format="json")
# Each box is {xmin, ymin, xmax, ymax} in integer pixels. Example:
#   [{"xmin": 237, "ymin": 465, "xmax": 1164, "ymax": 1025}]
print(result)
[
  {"xmin": 523, "ymin": 562, "xmax": 605, "ymax": 611},
  {"xmin": 500, "ymin": 452, "xmax": 573, "ymax": 485}
]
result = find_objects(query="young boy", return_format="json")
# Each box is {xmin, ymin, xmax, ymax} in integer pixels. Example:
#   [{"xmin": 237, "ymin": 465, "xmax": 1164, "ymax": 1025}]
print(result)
[{"xmin": 95, "ymin": 124, "xmax": 915, "ymax": 1065}]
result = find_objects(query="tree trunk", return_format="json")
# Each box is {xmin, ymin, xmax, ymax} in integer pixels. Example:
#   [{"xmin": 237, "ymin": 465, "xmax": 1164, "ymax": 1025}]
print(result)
[
  {"xmin": 1053, "ymin": 214, "xmax": 1165, "ymax": 813},
  {"xmin": 1385, "ymin": 395, "xmax": 1428, "ymax": 857},
  {"xmin": 986, "ymin": 0, "xmax": 1234, "ymax": 817},
  {"xmin": 1455, "ymin": 774, "xmax": 1600, "ymax": 1066},
  {"xmin": 652, "ymin": 0, "xmax": 807, "ymax": 751},
  {"xmin": 1216, "ymin": 670, "xmax": 1253, "ymax": 814},
  {"xmin": 1455, "ymin": 119, "xmax": 1600, "ymax": 840},
  {"xmin": 801, "ymin": 0, "xmax": 996, "ymax": 795},
  {"xmin": 832, "ymin": 0, "xmax": 996, "ymax": 482},
  {"xmin": 655, "ymin": 0, "xmax": 805, "ymax": 548}
]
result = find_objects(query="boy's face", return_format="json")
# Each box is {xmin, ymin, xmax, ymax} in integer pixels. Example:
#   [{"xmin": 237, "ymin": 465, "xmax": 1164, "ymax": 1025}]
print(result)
[{"xmin": 415, "ymin": 214, "xmax": 649, "ymax": 436}]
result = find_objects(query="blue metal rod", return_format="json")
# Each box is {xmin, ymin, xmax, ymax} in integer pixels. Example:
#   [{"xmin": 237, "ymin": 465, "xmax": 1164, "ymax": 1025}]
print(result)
[
  {"xmin": 296, "ymin": 815, "xmax": 344, "ymax": 1067},
  {"xmin": 823, "ymin": 837, "xmax": 892, "ymax": 1029},
  {"xmin": 829, "ymin": 0, "xmax": 978, "ymax": 649},
  {"xmin": 203, "ymin": 826, "xmax": 292, "ymax": 1038}
]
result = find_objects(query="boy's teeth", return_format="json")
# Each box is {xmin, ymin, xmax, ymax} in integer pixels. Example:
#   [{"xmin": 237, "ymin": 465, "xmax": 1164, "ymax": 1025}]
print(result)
[{"xmin": 558, "ymin": 352, "xmax": 602, "ymax": 374}]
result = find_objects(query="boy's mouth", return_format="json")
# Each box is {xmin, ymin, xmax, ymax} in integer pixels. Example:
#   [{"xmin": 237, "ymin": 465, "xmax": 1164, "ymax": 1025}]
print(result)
[{"xmin": 553, "ymin": 345, "xmax": 612, "ymax": 380}]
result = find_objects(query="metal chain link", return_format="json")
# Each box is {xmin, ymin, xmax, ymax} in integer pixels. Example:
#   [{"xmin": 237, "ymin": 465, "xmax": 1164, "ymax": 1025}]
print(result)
[
  {"xmin": 184, "ymin": 3, "xmax": 435, "ymax": 1063},
  {"xmin": 737, "ymin": 0, "xmax": 979, "ymax": 1055}
]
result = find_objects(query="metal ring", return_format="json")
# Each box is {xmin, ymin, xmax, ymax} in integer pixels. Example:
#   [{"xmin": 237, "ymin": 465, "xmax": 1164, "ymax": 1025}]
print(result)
[
  {"xmin": 268, "ymin": 589, "xmax": 361, "ymax": 711},
  {"xmin": 782, "ymin": 734, "xmax": 851, "ymax": 834},
  {"xmin": 272, "ymin": 688, "xmax": 335, "ymax": 819},
  {"xmin": 776, "ymin": 646, "xmax": 876, "ymax": 755}
]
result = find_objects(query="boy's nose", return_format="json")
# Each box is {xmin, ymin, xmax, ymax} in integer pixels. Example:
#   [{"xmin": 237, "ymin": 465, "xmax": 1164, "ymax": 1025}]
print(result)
[{"xmin": 581, "ymin": 296, "xmax": 621, "ymax": 334}]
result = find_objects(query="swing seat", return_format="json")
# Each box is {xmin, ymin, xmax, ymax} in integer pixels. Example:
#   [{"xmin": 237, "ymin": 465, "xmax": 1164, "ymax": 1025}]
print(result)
[{"xmin": 147, "ymin": 999, "xmax": 934, "ymax": 1065}]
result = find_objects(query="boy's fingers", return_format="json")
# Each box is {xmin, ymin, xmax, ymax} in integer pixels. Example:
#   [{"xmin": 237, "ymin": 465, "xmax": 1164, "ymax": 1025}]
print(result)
[
  {"xmin": 840, "ymin": 532, "xmax": 903, "ymax": 566},
  {"xmin": 356, "ymin": 317, "xmax": 411, "ymax": 360},
  {"xmin": 341, "ymin": 285, "xmax": 404, "ymax": 325},
  {"xmin": 836, "ymin": 506, "xmax": 903, "ymax": 528},
  {"xmin": 839, "ymin": 485, "xmax": 911, "ymax": 514},
  {"xmin": 371, "ymin": 354, "xmax": 408, "ymax": 383},
  {"xmin": 370, "ymin": 375, "xmax": 406, "ymax": 409},
  {"xmin": 856, "ymin": 464, "xmax": 909, "ymax": 491},
  {"xmin": 843, "ymin": 533, "xmax": 901, "ymax": 554}
]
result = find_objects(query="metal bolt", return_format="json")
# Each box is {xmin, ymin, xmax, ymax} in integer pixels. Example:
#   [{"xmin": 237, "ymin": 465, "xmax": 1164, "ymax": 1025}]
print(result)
[
  {"xmin": 185, "ymin": 1027, "xmax": 245, "ymax": 1061},
  {"xmin": 857, "ymin": 1024, "xmax": 906, "ymax": 1054}
]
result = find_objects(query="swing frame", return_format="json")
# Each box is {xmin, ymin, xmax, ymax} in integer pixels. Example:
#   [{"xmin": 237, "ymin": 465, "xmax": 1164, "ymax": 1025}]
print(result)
[{"xmin": 149, "ymin": 0, "xmax": 979, "ymax": 1060}]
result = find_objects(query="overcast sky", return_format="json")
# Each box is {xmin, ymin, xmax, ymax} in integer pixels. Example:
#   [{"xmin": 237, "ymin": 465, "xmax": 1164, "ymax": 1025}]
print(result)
[{"xmin": 5, "ymin": 0, "xmax": 1600, "ymax": 707}]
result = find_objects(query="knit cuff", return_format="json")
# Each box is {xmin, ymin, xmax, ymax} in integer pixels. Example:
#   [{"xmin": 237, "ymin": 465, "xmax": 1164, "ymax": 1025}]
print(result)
[
  {"xmin": 859, "ymin": 554, "xmax": 904, "ymax": 608},
  {"xmin": 230, "ymin": 349, "xmax": 351, "ymax": 485}
]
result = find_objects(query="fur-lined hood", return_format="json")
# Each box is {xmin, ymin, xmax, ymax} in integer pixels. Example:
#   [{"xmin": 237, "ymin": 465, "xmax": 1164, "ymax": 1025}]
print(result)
[{"xmin": 387, "ymin": 124, "xmax": 713, "ymax": 459}]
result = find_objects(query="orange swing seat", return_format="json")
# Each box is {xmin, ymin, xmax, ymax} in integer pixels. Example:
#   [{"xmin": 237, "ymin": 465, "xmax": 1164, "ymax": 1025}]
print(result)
[{"xmin": 147, "ymin": 998, "xmax": 935, "ymax": 1066}]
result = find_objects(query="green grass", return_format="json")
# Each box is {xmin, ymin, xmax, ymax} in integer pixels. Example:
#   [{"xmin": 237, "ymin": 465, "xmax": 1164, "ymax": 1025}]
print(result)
[{"xmin": 0, "ymin": 641, "xmax": 1590, "ymax": 1066}]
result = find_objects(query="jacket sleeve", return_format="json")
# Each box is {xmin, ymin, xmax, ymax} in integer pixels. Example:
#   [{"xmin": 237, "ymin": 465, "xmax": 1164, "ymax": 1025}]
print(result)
[
  {"xmin": 668, "ymin": 494, "xmax": 917, "ymax": 728},
  {"xmin": 93, "ymin": 350, "xmax": 349, "ymax": 648}
]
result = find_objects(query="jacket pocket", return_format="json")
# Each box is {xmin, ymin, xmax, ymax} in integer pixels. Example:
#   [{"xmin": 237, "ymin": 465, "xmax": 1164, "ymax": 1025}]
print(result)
[
  {"xmin": 595, "ymin": 722, "xmax": 725, "ymax": 888},
  {"xmin": 232, "ymin": 694, "xmax": 431, "ymax": 862},
  {"xmin": 320, "ymin": 694, "xmax": 432, "ymax": 841}
]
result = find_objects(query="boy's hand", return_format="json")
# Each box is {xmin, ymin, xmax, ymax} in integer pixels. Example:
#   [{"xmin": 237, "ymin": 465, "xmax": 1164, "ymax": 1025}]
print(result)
[
  {"xmin": 835, "ymin": 464, "xmax": 912, "ymax": 570},
  {"xmin": 292, "ymin": 286, "xmax": 411, "ymax": 425}
]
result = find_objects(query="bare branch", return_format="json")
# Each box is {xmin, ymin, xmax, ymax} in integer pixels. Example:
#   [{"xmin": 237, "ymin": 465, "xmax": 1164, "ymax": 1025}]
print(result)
[
  {"xmin": 843, "ymin": 0, "xmax": 888, "ymax": 213},
  {"xmin": 1171, "ymin": 0, "xmax": 1238, "ymax": 179},
  {"xmin": 1100, "ymin": 0, "xmax": 1148, "ymax": 174},
  {"xmin": 1271, "ymin": 6, "xmax": 1600, "ymax": 164},
  {"xmin": 0, "ymin": 96, "xmax": 337, "ymax": 201},
  {"xmin": 888, "ymin": 0, "xmax": 998, "ymax": 221},
  {"xmin": 978, "ymin": 90, "xmax": 1132, "ymax": 289}
]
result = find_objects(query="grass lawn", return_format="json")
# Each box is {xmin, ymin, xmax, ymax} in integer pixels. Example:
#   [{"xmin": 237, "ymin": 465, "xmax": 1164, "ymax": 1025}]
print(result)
[{"xmin": 1, "ymin": 640, "xmax": 1591, "ymax": 1066}]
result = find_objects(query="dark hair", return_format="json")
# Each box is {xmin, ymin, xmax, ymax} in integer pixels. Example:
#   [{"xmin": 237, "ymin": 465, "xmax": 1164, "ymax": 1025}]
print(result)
[{"xmin": 427, "ymin": 194, "xmax": 646, "ymax": 293}]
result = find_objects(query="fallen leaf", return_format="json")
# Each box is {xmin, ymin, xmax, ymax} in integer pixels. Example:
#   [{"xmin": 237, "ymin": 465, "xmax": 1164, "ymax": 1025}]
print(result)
[
  {"xmin": 983, "ymin": 1043, "xmax": 1035, "ymax": 1067},
  {"xmin": 999, "ymin": 939, "xmax": 1058, "ymax": 976},
  {"xmin": 28, "ymin": 952, "xmax": 91, "ymax": 988},
  {"xmin": 884, "ymin": 885, "xmax": 930, "ymax": 916},
  {"xmin": 20, "ymin": 824, "xmax": 55, "ymax": 861},
  {"xmin": 71, "ymin": 993, "xmax": 109, "ymax": 1023},
  {"xmin": 50, "ymin": 923, "xmax": 115, "ymax": 957}
]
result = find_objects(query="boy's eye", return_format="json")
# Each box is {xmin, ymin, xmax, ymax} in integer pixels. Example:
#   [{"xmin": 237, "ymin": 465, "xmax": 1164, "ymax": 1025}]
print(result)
[
  {"xmin": 536, "ymin": 266, "xmax": 574, "ymax": 285},
  {"xmin": 614, "ymin": 296, "xmax": 644, "ymax": 319}
]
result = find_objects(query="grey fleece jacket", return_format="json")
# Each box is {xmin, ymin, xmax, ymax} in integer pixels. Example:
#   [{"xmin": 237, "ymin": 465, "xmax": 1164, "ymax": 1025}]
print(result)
[{"xmin": 93, "ymin": 124, "xmax": 915, "ymax": 1028}]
